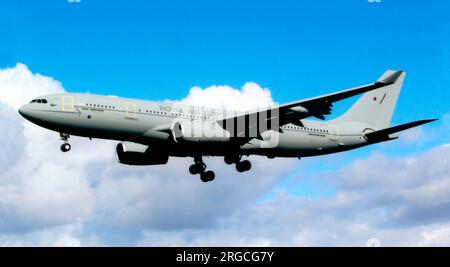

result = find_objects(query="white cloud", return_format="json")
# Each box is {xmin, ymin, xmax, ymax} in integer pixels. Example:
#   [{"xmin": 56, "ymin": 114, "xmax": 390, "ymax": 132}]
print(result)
[
  {"xmin": 94, "ymin": 156, "xmax": 294, "ymax": 230},
  {"xmin": 175, "ymin": 82, "xmax": 274, "ymax": 111},
  {"xmin": 0, "ymin": 63, "xmax": 294, "ymax": 245},
  {"xmin": 418, "ymin": 225, "xmax": 450, "ymax": 246},
  {"xmin": 0, "ymin": 104, "xmax": 25, "ymax": 172},
  {"xmin": 0, "ymin": 63, "xmax": 63, "ymax": 110},
  {"xmin": 0, "ymin": 220, "xmax": 98, "ymax": 247},
  {"xmin": 135, "ymin": 143, "xmax": 450, "ymax": 247},
  {"xmin": 0, "ymin": 64, "xmax": 96, "ymax": 231}
]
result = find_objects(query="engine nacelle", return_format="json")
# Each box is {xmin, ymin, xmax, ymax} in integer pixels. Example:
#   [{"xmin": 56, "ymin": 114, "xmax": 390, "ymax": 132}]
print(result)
[
  {"xmin": 116, "ymin": 141, "xmax": 168, "ymax": 165},
  {"xmin": 171, "ymin": 119, "xmax": 230, "ymax": 143}
]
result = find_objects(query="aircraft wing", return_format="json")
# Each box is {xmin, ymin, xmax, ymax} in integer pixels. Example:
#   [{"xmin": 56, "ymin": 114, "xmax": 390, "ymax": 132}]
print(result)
[{"xmin": 217, "ymin": 70, "xmax": 404, "ymax": 138}]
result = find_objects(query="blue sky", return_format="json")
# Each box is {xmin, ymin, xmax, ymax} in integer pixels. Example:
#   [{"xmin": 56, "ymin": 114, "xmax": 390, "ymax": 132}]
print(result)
[
  {"xmin": 0, "ymin": 1, "xmax": 450, "ymax": 246},
  {"xmin": 1, "ymin": 0, "xmax": 449, "ymax": 122}
]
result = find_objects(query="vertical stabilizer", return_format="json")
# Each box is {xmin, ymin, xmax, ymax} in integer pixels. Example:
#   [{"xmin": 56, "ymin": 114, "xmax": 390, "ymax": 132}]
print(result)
[{"xmin": 333, "ymin": 70, "xmax": 405, "ymax": 129}]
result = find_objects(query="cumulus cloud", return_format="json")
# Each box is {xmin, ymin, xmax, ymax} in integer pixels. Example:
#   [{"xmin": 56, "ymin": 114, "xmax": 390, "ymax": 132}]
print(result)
[
  {"xmin": 94, "ymin": 156, "xmax": 294, "ymax": 232},
  {"xmin": 175, "ymin": 82, "xmax": 274, "ymax": 111},
  {"xmin": 0, "ymin": 220, "xmax": 98, "ymax": 247},
  {"xmin": 0, "ymin": 63, "xmax": 449, "ymax": 246},
  {"xmin": 0, "ymin": 104, "xmax": 24, "ymax": 171},
  {"xmin": 0, "ymin": 64, "xmax": 95, "ymax": 234},
  {"xmin": 0, "ymin": 63, "xmax": 294, "ymax": 245},
  {"xmin": 0, "ymin": 63, "xmax": 63, "ymax": 109},
  {"xmin": 137, "ymin": 145, "xmax": 450, "ymax": 246}
]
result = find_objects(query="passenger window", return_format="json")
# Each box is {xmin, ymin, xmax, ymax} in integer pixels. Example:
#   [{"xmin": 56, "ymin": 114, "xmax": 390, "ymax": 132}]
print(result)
[{"xmin": 42, "ymin": 99, "xmax": 47, "ymax": 104}]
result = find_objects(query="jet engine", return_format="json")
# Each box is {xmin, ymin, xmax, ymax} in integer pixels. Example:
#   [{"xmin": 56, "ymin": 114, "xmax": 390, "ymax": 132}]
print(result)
[
  {"xmin": 171, "ymin": 120, "xmax": 230, "ymax": 143},
  {"xmin": 116, "ymin": 141, "xmax": 168, "ymax": 165}
]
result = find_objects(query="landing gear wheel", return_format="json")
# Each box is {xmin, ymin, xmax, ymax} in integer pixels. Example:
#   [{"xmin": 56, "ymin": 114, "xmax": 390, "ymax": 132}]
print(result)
[
  {"xmin": 59, "ymin": 133, "xmax": 71, "ymax": 152},
  {"xmin": 189, "ymin": 163, "xmax": 206, "ymax": 175},
  {"xmin": 224, "ymin": 154, "xmax": 240, "ymax": 165},
  {"xmin": 191, "ymin": 156, "xmax": 215, "ymax": 182},
  {"xmin": 189, "ymin": 164, "xmax": 198, "ymax": 175},
  {"xmin": 60, "ymin": 143, "xmax": 71, "ymax": 152},
  {"xmin": 236, "ymin": 160, "xmax": 251, "ymax": 173},
  {"xmin": 200, "ymin": 171, "xmax": 215, "ymax": 183}
]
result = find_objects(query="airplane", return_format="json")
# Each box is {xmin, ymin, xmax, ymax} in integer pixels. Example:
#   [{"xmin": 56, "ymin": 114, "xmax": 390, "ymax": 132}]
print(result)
[{"xmin": 18, "ymin": 70, "xmax": 436, "ymax": 182}]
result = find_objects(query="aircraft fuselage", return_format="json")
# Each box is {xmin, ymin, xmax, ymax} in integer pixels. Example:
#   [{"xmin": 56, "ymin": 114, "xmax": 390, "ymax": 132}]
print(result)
[{"xmin": 18, "ymin": 93, "xmax": 369, "ymax": 158}]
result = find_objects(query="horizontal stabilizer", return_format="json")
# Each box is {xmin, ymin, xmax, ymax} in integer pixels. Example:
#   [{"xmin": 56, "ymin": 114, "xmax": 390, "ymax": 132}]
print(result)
[{"xmin": 365, "ymin": 119, "xmax": 437, "ymax": 143}]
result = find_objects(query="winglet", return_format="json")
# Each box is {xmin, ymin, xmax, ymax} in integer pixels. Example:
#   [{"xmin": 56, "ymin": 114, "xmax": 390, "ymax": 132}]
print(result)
[{"xmin": 376, "ymin": 70, "xmax": 405, "ymax": 85}]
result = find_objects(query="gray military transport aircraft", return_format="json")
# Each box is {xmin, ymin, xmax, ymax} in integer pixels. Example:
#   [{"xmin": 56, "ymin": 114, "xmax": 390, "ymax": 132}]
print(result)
[{"xmin": 18, "ymin": 70, "xmax": 436, "ymax": 182}]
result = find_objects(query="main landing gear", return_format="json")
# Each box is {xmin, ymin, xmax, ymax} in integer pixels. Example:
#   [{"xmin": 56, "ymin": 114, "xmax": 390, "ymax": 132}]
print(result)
[
  {"xmin": 224, "ymin": 155, "xmax": 252, "ymax": 173},
  {"xmin": 189, "ymin": 156, "xmax": 215, "ymax": 183},
  {"xmin": 60, "ymin": 133, "xmax": 71, "ymax": 152}
]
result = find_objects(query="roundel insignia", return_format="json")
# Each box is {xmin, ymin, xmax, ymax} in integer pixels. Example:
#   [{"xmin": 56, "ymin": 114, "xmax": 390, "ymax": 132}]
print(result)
[{"xmin": 373, "ymin": 96, "xmax": 377, "ymax": 101}]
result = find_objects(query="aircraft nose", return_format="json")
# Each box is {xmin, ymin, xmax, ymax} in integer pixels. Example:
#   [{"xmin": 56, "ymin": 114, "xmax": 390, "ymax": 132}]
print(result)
[{"xmin": 18, "ymin": 104, "xmax": 33, "ymax": 120}]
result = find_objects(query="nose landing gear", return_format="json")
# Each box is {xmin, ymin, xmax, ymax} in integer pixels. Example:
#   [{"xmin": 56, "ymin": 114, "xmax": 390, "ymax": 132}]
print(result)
[
  {"xmin": 60, "ymin": 143, "xmax": 71, "ymax": 152},
  {"xmin": 189, "ymin": 156, "xmax": 215, "ymax": 183},
  {"xmin": 59, "ymin": 133, "xmax": 71, "ymax": 152}
]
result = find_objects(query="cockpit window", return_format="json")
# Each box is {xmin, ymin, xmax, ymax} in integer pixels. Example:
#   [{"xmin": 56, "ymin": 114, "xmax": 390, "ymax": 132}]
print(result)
[{"xmin": 30, "ymin": 98, "xmax": 48, "ymax": 104}]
